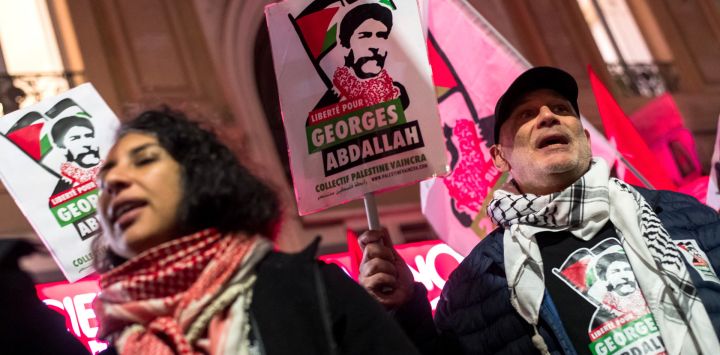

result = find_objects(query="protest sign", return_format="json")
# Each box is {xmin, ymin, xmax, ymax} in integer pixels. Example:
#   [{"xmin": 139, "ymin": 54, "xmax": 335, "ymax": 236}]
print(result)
[
  {"xmin": 0, "ymin": 84, "xmax": 119, "ymax": 281},
  {"xmin": 266, "ymin": 0, "xmax": 448, "ymax": 215},
  {"xmin": 420, "ymin": 0, "xmax": 619, "ymax": 256}
]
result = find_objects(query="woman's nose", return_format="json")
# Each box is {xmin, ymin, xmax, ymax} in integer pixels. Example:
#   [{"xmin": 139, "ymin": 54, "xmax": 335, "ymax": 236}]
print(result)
[{"xmin": 101, "ymin": 169, "xmax": 130, "ymax": 196}]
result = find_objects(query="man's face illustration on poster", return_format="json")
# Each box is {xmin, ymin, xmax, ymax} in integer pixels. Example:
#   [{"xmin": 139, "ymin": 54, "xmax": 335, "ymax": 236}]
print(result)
[
  {"xmin": 597, "ymin": 254, "xmax": 637, "ymax": 297},
  {"xmin": 605, "ymin": 260, "xmax": 636, "ymax": 296},
  {"xmin": 52, "ymin": 116, "xmax": 101, "ymax": 168},
  {"xmin": 340, "ymin": 4, "xmax": 393, "ymax": 79}
]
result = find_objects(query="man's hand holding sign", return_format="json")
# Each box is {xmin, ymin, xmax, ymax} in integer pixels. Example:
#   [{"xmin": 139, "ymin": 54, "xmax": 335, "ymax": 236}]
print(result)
[{"xmin": 359, "ymin": 229, "xmax": 414, "ymax": 309}]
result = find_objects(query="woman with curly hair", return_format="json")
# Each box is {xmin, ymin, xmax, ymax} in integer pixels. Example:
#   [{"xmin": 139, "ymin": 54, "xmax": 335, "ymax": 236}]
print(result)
[{"xmin": 92, "ymin": 109, "xmax": 418, "ymax": 355}]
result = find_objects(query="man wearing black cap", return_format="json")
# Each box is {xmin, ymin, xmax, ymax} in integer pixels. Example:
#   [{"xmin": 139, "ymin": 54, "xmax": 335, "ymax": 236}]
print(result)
[{"xmin": 359, "ymin": 67, "xmax": 720, "ymax": 354}]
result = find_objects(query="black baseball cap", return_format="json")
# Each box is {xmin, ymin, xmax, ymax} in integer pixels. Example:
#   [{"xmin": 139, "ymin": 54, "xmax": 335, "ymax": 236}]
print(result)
[{"xmin": 493, "ymin": 67, "xmax": 579, "ymax": 143}]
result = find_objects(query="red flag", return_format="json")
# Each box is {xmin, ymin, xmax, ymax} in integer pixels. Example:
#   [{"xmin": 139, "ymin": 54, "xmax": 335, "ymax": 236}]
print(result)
[{"xmin": 588, "ymin": 66, "xmax": 677, "ymax": 191}]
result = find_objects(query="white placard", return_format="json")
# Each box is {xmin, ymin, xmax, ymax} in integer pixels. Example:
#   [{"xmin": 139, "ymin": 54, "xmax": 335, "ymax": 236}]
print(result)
[
  {"xmin": 265, "ymin": 0, "xmax": 448, "ymax": 215},
  {"xmin": 0, "ymin": 84, "xmax": 119, "ymax": 281}
]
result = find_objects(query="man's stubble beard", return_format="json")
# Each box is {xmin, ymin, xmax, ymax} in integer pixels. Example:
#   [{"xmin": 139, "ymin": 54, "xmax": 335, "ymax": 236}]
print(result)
[{"xmin": 543, "ymin": 140, "xmax": 593, "ymax": 177}]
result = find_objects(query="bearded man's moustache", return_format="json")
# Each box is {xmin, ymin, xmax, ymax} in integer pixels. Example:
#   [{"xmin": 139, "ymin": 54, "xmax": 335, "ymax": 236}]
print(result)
[
  {"xmin": 75, "ymin": 150, "xmax": 101, "ymax": 165},
  {"xmin": 608, "ymin": 281, "xmax": 636, "ymax": 291},
  {"xmin": 356, "ymin": 54, "xmax": 386, "ymax": 67},
  {"xmin": 78, "ymin": 149, "xmax": 100, "ymax": 158}
]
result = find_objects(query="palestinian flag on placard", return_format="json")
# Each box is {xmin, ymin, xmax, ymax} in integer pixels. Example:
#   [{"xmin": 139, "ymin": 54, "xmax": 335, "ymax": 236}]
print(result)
[
  {"xmin": 4, "ymin": 111, "xmax": 52, "ymax": 162},
  {"xmin": 293, "ymin": 0, "xmax": 341, "ymax": 62},
  {"xmin": 290, "ymin": 0, "xmax": 397, "ymax": 85},
  {"xmin": 2, "ymin": 98, "xmax": 91, "ymax": 164}
]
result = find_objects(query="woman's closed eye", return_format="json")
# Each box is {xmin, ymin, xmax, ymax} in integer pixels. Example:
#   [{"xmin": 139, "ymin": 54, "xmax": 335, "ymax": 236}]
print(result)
[{"xmin": 134, "ymin": 155, "xmax": 158, "ymax": 166}]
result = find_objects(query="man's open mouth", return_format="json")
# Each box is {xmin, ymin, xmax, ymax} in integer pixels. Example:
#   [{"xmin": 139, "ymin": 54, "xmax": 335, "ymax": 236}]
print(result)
[{"xmin": 536, "ymin": 134, "xmax": 570, "ymax": 149}]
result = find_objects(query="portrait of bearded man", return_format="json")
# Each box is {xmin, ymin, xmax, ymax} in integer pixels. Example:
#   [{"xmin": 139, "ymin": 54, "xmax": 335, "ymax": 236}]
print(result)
[
  {"xmin": 49, "ymin": 115, "xmax": 101, "ymax": 196},
  {"xmin": 311, "ymin": 3, "xmax": 409, "ymax": 119}
]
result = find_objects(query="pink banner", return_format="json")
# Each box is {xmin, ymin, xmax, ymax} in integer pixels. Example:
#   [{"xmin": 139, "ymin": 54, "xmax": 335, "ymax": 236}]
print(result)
[{"xmin": 420, "ymin": 0, "xmax": 618, "ymax": 255}]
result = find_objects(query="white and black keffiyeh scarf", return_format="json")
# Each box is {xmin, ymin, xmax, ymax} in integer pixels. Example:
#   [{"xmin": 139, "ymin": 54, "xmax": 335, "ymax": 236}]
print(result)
[{"xmin": 488, "ymin": 158, "xmax": 719, "ymax": 355}]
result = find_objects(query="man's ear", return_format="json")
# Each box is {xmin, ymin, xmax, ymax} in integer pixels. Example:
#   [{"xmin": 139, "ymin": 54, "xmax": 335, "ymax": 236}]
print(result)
[{"xmin": 490, "ymin": 144, "xmax": 510, "ymax": 172}]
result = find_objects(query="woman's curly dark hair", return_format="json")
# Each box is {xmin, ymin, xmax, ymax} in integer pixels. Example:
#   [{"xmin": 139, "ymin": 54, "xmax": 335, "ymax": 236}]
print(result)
[
  {"xmin": 123, "ymin": 108, "xmax": 280, "ymax": 235},
  {"xmin": 94, "ymin": 108, "xmax": 280, "ymax": 271}
]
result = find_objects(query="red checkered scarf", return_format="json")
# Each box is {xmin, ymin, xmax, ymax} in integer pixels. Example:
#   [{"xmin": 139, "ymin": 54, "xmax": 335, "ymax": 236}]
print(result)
[
  {"xmin": 60, "ymin": 161, "xmax": 101, "ymax": 185},
  {"xmin": 332, "ymin": 66, "xmax": 399, "ymax": 106},
  {"xmin": 95, "ymin": 229, "xmax": 266, "ymax": 354}
]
